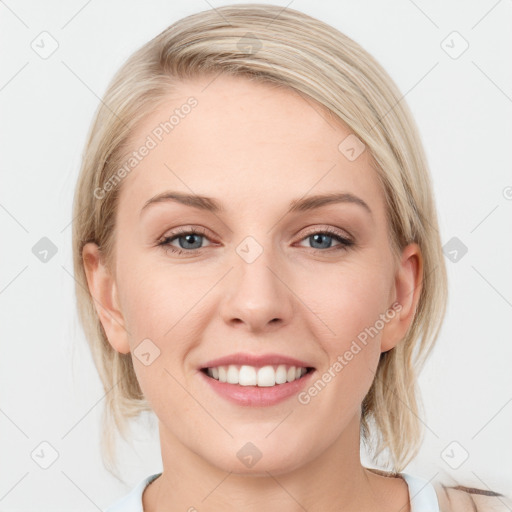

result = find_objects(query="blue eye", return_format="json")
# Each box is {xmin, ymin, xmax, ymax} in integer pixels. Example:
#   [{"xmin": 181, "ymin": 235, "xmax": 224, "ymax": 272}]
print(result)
[
  {"xmin": 300, "ymin": 230, "xmax": 354, "ymax": 251},
  {"xmin": 158, "ymin": 226, "xmax": 354, "ymax": 256},
  {"xmin": 158, "ymin": 226, "xmax": 211, "ymax": 256}
]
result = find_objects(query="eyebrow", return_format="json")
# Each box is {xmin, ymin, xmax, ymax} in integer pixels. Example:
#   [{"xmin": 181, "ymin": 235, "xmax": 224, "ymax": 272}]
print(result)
[{"xmin": 140, "ymin": 191, "xmax": 372, "ymax": 217}]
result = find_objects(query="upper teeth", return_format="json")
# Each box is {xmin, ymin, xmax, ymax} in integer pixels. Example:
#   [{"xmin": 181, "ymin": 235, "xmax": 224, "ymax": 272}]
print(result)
[{"xmin": 205, "ymin": 365, "xmax": 308, "ymax": 387}]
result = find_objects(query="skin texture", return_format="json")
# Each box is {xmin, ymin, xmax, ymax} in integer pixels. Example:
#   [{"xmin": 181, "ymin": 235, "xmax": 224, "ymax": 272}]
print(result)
[{"xmin": 83, "ymin": 74, "xmax": 423, "ymax": 511}]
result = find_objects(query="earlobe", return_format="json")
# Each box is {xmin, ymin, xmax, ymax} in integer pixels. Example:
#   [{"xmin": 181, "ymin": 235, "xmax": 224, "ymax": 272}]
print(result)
[
  {"xmin": 82, "ymin": 242, "xmax": 131, "ymax": 354},
  {"xmin": 380, "ymin": 243, "xmax": 423, "ymax": 353}
]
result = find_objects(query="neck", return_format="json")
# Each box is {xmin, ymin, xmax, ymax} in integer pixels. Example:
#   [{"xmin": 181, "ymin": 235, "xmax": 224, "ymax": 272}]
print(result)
[{"xmin": 143, "ymin": 414, "xmax": 409, "ymax": 512}]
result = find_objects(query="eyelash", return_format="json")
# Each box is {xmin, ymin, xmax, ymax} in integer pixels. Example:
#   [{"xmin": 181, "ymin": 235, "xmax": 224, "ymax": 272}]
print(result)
[{"xmin": 157, "ymin": 226, "xmax": 354, "ymax": 257}]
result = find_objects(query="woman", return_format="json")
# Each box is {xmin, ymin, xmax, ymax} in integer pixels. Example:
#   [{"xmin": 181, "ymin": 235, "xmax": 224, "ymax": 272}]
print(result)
[{"xmin": 72, "ymin": 4, "xmax": 509, "ymax": 511}]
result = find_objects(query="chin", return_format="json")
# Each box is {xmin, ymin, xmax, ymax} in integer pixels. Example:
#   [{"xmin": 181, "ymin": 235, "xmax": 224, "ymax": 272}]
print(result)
[{"xmin": 205, "ymin": 441, "xmax": 311, "ymax": 477}]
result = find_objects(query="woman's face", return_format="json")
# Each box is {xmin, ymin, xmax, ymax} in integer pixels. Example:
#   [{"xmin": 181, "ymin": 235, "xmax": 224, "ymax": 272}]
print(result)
[{"xmin": 84, "ymin": 74, "xmax": 421, "ymax": 475}]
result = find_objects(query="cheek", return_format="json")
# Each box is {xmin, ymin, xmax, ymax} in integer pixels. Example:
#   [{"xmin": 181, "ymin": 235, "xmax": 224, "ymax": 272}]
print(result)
[
  {"xmin": 301, "ymin": 258, "xmax": 393, "ymax": 343},
  {"xmin": 297, "ymin": 257, "xmax": 392, "ymax": 400},
  {"xmin": 118, "ymin": 263, "xmax": 195, "ymax": 410},
  {"xmin": 115, "ymin": 254, "xmax": 209, "ymax": 380},
  {"xmin": 115, "ymin": 241, "xmax": 185, "ymax": 331}
]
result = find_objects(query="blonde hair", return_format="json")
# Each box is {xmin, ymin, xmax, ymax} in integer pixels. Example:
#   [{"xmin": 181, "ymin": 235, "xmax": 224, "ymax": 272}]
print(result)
[{"xmin": 72, "ymin": 3, "xmax": 448, "ymax": 478}]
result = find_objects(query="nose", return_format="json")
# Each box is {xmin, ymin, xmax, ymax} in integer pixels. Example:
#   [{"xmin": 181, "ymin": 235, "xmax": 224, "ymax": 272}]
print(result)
[{"xmin": 218, "ymin": 245, "xmax": 294, "ymax": 333}]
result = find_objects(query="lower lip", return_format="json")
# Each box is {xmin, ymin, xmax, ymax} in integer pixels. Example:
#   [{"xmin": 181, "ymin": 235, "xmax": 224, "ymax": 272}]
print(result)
[{"xmin": 198, "ymin": 369, "xmax": 316, "ymax": 407}]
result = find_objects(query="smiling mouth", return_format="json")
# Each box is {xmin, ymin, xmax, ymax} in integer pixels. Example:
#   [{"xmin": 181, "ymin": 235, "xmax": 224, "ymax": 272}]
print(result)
[{"xmin": 200, "ymin": 364, "xmax": 315, "ymax": 387}]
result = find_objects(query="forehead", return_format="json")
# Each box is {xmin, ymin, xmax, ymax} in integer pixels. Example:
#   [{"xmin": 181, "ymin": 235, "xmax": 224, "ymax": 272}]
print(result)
[{"xmin": 116, "ymin": 74, "xmax": 385, "ymax": 219}]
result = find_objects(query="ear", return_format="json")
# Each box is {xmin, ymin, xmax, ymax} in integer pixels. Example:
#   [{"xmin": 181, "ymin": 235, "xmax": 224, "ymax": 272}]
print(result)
[
  {"xmin": 380, "ymin": 243, "xmax": 423, "ymax": 353},
  {"xmin": 82, "ymin": 242, "xmax": 131, "ymax": 354}
]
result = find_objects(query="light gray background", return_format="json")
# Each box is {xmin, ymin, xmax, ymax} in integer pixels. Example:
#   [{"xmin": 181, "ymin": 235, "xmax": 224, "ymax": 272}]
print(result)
[{"xmin": 1, "ymin": 0, "xmax": 511, "ymax": 510}]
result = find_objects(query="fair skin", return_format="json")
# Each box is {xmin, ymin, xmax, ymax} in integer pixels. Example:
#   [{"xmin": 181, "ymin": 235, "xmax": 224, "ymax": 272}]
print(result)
[{"xmin": 83, "ymin": 74, "xmax": 422, "ymax": 512}]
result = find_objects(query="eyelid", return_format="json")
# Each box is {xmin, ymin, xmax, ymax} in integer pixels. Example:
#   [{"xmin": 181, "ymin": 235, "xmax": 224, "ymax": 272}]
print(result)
[
  {"xmin": 158, "ymin": 225, "xmax": 211, "ymax": 242},
  {"xmin": 298, "ymin": 225, "xmax": 353, "ymax": 243}
]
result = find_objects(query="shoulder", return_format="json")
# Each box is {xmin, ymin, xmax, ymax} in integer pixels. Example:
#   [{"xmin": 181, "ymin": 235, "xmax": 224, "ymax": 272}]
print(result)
[{"xmin": 434, "ymin": 481, "xmax": 512, "ymax": 512}]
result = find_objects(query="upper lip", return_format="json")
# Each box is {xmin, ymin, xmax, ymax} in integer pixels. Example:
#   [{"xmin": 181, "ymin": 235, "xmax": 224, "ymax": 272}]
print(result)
[{"xmin": 200, "ymin": 352, "xmax": 315, "ymax": 369}]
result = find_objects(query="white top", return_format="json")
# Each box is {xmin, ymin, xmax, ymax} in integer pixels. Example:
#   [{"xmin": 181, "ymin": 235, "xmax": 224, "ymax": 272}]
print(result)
[{"xmin": 104, "ymin": 471, "xmax": 440, "ymax": 512}]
